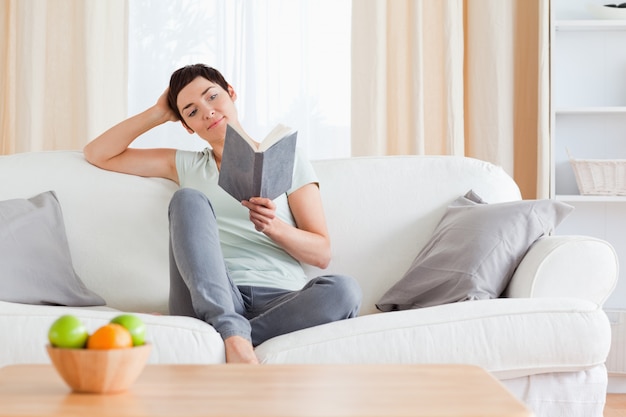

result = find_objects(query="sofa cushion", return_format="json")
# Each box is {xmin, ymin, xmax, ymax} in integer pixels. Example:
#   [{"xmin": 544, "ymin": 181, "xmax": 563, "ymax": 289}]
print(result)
[
  {"xmin": 256, "ymin": 297, "xmax": 610, "ymax": 380},
  {"xmin": 0, "ymin": 191, "xmax": 105, "ymax": 306},
  {"xmin": 376, "ymin": 191, "xmax": 573, "ymax": 311},
  {"xmin": 0, "ymin": 301, "xmax": 224, "ymax": 367}
]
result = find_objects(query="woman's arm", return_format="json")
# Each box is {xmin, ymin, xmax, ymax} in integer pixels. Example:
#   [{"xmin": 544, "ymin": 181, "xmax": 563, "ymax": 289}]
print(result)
[
  {"xmin": 242, "ymin": 183, "xmax": 331, "ymax": 268},
  {"xmin": 83, "ymin": 90, "xmax": 179, "ymax": 183}
]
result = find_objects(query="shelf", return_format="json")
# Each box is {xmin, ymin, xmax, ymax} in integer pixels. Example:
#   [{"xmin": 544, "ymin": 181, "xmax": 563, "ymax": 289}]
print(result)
[
  {"xmin": 556, "ymin": 194, "xmax": 626, "ymax": 203},
  {"xmin": 555, "ymin": 20, "xmax": 626, "ymax": 31},
  {"xmin": 552, "ymin": 1, "xmax": 626, "ymax": 311},
  {"xmin": 555, "ymin": 107, "xmax": 626, "ymax": 114}
]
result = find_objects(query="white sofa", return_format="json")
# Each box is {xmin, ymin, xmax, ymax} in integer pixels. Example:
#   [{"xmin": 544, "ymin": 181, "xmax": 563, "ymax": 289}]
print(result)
[{"xmin": 0, "ymin": 150, "xmax": 618, "ymax": 417}]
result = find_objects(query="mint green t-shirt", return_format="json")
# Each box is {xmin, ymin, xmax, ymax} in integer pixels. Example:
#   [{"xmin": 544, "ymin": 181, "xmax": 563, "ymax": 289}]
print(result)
[{"xmin": 175, "ymin": 148, "xmax": 318, "ymax": 291}]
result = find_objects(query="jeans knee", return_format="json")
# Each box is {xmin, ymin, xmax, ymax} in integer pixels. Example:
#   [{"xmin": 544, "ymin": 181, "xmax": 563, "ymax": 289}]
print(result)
[
  {"xmin": 169, "ymin": 188, "xmax": 215, "ymax": 217},
  {"xmin": 324, "ymin": 275, "xmax": 362, "ymax": 317},
  {"xmin": 170, "ymin": 188, "xmax": 204, "ymax": 207}
]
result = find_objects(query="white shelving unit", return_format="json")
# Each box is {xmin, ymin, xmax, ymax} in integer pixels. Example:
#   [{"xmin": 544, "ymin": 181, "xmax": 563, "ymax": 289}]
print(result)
[
  {"xmin": 551, "ymin": 0, "xmax": 626, "ymax": 311},
  {"xmin": 552, "ymin": 1, "xmax": 626, "ymax": 387}
]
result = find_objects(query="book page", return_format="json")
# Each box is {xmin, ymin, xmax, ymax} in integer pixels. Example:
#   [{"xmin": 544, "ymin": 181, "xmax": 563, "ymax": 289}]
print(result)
[
  {"xmin": 227, "ymin": 124, "xmax": 294, "ymax": 152},
  {"xmin": 259, "ymin": 124, "xmax": 296, "ymax": 151}
]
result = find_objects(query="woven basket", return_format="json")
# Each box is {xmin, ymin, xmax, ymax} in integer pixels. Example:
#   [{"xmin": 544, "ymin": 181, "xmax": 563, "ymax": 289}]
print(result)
[{"xmin": 569, "ymin": 153, "xmax": 626, "ymax": 196}]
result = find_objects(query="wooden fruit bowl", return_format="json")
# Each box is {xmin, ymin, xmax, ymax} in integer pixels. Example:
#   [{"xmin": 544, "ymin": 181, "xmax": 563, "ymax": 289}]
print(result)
[{"xmin": 46, "ymin": 344, "xmax": 152, "ymax": 394}]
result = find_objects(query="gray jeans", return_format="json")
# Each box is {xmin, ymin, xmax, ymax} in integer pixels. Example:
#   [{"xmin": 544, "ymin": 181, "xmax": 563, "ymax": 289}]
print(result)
[{"xmin": 167, "ymin": 188, "xmax": 362, "ymax": 346}]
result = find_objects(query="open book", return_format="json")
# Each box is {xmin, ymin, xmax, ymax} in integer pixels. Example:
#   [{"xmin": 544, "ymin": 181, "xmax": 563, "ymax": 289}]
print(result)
[{"xmin": 218, "ymin": 124, "xmax": 298, "ymax": 202}]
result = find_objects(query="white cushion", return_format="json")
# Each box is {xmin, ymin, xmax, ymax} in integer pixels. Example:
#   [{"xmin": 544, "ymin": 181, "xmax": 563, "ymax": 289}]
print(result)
[
  {"xmin": 256, "ymin": 297, "xmax": 610, "ymax": 379},
  {"xmin": 0, "ymin": 301, "xmax": 223, "ymax": 367}
]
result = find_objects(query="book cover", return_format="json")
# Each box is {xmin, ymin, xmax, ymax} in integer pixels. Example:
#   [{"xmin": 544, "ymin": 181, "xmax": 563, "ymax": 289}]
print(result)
[{"xmin": 218, "ymin": 124, "xmax": 298, "ymax": 202}]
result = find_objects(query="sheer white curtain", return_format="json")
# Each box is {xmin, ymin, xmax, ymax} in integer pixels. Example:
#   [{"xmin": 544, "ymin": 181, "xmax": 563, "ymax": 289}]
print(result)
[{"xmin": 128, "ymin": 0, "xmax": 351, "ymax": 160}]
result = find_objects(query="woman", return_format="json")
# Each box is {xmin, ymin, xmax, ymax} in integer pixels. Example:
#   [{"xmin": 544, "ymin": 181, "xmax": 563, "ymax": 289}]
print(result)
[{"xmin": 84, "ymin": 64, "xmax": 362, "ymax": 364}]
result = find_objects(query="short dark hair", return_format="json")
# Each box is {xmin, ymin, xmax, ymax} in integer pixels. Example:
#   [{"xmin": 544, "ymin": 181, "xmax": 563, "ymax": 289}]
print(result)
[{"xmin": 167, "ymin": 64, "xmax": 230, "ymax": 121}]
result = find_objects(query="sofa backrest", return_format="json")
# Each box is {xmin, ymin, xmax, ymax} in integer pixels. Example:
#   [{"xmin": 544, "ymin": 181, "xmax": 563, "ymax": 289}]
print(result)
[
  {"xmin": 0, "ymin": 151, "xmax": 177, "ymax": 314},
  {"xmin": 308, "ymin": 156, "xmax": 521, "ymax": 314},
  {"xmin": 0, "ymin": 151, "xmax": 520, "ymax": 316}
]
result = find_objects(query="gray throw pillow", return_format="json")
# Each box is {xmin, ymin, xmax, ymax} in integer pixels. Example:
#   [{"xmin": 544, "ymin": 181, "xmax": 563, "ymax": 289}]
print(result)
[
  {"xmin": 0, "ymin": 191, "xmax": 105, "ymax": 306},
  {"xmin": 376, "ymin": 191, "xmax": 573, "ymax": 312}
]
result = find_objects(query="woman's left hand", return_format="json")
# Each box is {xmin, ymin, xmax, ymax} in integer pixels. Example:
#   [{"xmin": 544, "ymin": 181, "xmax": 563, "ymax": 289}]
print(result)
[
  {"xmin": 242, "ymin": 184, "xmax": 330, "ymax": 268},
  {"xmin": 242, "ymin": 197, "xmax": 277, "ymax": 233}
]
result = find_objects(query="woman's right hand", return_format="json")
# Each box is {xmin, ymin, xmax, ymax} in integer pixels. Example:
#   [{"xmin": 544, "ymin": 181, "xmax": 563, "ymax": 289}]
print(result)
[{"xmin": 155, "ymin": 88, "xmax": 179, "ymax": 123}]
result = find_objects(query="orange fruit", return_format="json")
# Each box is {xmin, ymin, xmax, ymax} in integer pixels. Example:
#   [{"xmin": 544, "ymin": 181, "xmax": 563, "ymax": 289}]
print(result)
[{"xmin": 86, "ymin": 323, "xmax": 133, "ymax": 350}]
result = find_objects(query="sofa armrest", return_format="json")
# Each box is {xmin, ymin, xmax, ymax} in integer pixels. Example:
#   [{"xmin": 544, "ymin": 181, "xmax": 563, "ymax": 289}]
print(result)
[{"xmin": 504, "ymin": 235, "xmax": 618, "ymax": 305}]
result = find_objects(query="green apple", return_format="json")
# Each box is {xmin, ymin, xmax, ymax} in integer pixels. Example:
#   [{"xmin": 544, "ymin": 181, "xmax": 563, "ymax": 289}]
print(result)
[
  {"xmin": 48, "ymin": 315, "xmax": 89, "ymax": 349},
  {"xmin": 110, "ymin": 314, "xmax": 146, "ymax": 346}
]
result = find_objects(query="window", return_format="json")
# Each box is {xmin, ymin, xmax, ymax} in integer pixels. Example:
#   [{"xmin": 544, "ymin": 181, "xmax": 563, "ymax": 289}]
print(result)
[{"xmin": 128, "ymin": 0, "xmax": 351, "ymax": 159}]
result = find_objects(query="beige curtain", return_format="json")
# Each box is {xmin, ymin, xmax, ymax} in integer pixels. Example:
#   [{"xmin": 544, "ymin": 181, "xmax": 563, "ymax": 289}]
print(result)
[
  {"xmin": 351, "ymin": 0, "xmax": 550, "ymax": 199},
  {"xmin": 0, "ymin": 0, "xmax": 128, "ymax": 154}
]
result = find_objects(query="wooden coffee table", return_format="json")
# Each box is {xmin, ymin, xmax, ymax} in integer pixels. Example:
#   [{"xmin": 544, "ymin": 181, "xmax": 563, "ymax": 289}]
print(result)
[{"xmin": 0, "ymin": 363, "xmax": 532, "ymax": 417}]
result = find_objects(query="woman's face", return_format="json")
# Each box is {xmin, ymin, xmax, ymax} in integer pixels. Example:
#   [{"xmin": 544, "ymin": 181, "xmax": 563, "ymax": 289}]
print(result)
[{"xmin": 176, "ymin": 76, "xmax": 238, "ymax": 145}]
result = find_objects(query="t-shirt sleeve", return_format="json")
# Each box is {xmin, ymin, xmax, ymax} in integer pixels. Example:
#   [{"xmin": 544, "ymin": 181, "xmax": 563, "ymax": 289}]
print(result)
[
  {"xmin": 175, "ymin": 149, "xmax": 211, "ymax": 187},
  {"xmin": 287, "ymin": 147, "xmax": 318, "ymax": 195}
]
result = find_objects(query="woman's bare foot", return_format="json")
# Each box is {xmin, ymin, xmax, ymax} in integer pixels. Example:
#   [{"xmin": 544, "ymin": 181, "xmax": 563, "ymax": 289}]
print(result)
[{"xmin": 224, "ymin": 335, "xmax": 259, "ymax": 364}]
